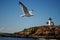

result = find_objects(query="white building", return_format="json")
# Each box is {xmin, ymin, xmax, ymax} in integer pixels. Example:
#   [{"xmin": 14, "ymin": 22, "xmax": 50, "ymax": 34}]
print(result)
[{"xmin": 46, "ymin": 18, "xmax": 54, "ymax": 26}]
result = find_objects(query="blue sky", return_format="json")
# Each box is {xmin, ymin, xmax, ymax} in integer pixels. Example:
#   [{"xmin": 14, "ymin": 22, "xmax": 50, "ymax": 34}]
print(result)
[{"xmin": 0, "ymin": 0, "xmax": 60, "ymax": 33}]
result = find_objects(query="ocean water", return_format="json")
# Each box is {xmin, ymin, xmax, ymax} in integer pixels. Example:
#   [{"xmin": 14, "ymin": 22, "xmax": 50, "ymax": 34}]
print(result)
[{"xmin": 0, "ymin": 37, "xmax": 59, "ymax": 40}]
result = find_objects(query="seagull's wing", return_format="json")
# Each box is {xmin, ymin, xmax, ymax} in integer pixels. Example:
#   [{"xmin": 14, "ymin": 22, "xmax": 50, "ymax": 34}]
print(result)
[{"xmin": 19, "ymin": 2, "xmax": 29, "ymax": 14}]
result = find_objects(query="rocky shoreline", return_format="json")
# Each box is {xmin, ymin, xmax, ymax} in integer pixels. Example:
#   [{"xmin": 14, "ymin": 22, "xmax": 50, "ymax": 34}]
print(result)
[{"xmin": 0, "ymin": 25, "xmax": 60, "ymax": 39}]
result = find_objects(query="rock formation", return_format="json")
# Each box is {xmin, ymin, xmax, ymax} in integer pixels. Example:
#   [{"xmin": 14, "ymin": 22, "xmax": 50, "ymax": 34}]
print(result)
[
  {"xmin": 0, "ymin": 25, "xmax": 60, "ymax": 38},
  {"xmin": 13, "ymin": 25, "xmax": 60, "ymax": 38}
]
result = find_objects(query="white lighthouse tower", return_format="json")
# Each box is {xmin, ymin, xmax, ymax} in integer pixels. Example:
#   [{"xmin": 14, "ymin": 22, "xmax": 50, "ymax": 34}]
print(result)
[{"xmin": 46, "ymin": 18, "xmax": 54, "ymax": 26}]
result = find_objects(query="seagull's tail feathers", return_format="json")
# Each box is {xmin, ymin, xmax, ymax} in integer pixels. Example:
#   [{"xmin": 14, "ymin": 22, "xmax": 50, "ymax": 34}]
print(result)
[{"xmin": 29, "ymin": 11, "xmax": 33, "ymax": 16}]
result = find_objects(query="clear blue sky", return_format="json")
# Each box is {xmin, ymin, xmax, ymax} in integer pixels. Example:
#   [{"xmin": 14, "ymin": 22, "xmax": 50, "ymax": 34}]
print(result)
[{"xmin": 0, "ymin": 0, "xmax": 60, "ymax": 33}]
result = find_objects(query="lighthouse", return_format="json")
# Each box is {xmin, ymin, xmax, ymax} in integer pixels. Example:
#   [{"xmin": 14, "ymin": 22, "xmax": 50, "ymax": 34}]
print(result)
[{"xmin": 46, "ymin": 18, "xmax": 54, "ymax": 26}]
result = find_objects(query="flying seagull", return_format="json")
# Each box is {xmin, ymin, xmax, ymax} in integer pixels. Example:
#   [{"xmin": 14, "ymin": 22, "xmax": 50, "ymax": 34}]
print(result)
[{"xmin": 19, "ymin": 2, "xmax": 33, "ymax": 17}]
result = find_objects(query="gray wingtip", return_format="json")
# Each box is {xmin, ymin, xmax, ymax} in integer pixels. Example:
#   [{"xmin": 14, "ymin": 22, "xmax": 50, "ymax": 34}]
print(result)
[{"xmin": 19, "ymin": 1, "xmax": 23, "ymax": 5}]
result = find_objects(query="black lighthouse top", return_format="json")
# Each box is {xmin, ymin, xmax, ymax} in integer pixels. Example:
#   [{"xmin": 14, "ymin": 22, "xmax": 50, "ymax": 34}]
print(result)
[{"xmin": 48, "ymin": 18, "xmax": 52, "ymax": 20}]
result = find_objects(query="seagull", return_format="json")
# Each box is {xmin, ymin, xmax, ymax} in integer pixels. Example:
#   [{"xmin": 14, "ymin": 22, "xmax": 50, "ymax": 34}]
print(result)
[{"xmin": 19, "ymin": 2, "xmax": 33, "ymax": 17}]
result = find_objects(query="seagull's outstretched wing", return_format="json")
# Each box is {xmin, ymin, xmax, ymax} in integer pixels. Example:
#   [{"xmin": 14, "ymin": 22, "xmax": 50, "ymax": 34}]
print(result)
[{"xmin": 19, "ymin": 2, "xmax": 29, "ymax": 14}]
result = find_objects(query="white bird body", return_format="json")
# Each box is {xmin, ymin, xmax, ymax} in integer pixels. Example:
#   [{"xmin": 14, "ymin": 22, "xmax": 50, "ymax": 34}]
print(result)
[{"xmin": 19, "ymin": 2, "xmax": 33, "ymax": 17}]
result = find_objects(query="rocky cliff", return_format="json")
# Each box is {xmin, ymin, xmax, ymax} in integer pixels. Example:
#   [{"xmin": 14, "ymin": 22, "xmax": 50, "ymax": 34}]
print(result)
[
  {"xmin": 13, "ymin": 25, "xmax": 60, "ymax": 38},
  {"xmin": 0, "ymin": 25, "xmax": 60, "ymax": 38}
]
